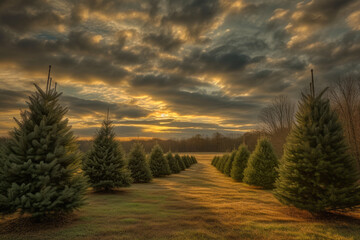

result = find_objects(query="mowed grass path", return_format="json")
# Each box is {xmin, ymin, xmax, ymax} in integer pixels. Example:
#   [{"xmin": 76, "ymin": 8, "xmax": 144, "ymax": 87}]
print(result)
[{"xmin": 1, "ymin": 153, "xmax": 360, "ymax": 240}]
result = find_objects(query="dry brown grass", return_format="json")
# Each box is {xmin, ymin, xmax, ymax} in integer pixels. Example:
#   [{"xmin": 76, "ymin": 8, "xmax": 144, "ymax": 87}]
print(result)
[{"xmin": 1, "ymin": 153, "xmax": 360, "ymax": 240}]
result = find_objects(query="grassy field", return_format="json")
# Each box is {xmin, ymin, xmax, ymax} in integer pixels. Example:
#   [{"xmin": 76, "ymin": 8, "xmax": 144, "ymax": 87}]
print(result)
[{"xmin": 1, "ymin": 153, "xmax": 360, "ymax": 240}]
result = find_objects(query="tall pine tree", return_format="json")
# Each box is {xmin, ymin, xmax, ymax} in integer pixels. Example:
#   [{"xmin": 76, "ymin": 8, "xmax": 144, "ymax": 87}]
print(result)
[
  {"xmin": 231, "ymin": 145, "xmax": 250, "ymax": 182},
  {"xmin": 243, "ymin": 138, "xmax": 278, "ymax": 189},
  {"xmin": 274, "ymin": 87, "xmax": 360, "ymax": 213},
  {"xmin": 82, "ymin": 113, "xmax": 132, "ymax": 191},
  {"xmin": 166, "ymin": 152, "xmax": 181, "ymax": 174},
  {"xmin": 149, "ymin": 144, "xmax": 171, "ymax": 177},
  {"xmin": 128, "ymin": 142, "xmax": 152, "ymax": 183},
  {"xmin": 0, "ymin": 77, "xmax": 86, "ymax": 218}
]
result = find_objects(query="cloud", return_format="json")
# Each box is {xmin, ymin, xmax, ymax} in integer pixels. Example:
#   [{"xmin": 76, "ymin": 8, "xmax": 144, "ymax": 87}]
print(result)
[
  {"xmin": 0, "ymin": 0, "xmax": 359, "ymax": 139},
  {"xmin": 0, "ymin": 0, "xmax": 64, "ymax": 33},
  {"xmin": 0, "ymin": 89, "xmax": 27, "ymax": 111},
  {"xmin": 61, "ymin": 95, "xmax": 151, "ymax": 119}
]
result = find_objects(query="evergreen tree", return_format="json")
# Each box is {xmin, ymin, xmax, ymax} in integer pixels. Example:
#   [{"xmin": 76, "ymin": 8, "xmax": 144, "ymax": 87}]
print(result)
[
  {"xmin": 149, "ymin": 144, "xmax": 171, "ymax": 177},
  {"xmin": 186, "ymin": 155, "xmax": 192, "ymax": 166},
  {"xmin": 182, "ymin": 155, "xmax": 190, "ymax": 168},
  {"xmin": 224, "ymin": 150, "xmax": 236, "ymax": 176},
  {"xmin": 211, "ymin": 156, "xmax": 216, "ymax": 165},
  {"xmin": 212, "ymin": 156, "xmax": 220, "ymax": 166},
  {"xmin": 175, "ymin": 153, "xmax": 186, "ymax": 171},
  {"xmin": 274, "ymin": 89, "xmax": 360, "ymax": 213},
  {"xmin": 0, "ymin": 83, "xmax": 86, "ymax": 217},
  {"xmin": 166, "ymin": 152, "xmax": 181, "ymax": 174},
  {"xmin": 83, "ymin": 116, "xmax": 132, "ymax": 191},
  {"xmin": 231, "ymin": 145, "xmax": 250, "ymax": 182},
  {"xmin": 219, "ymin": 154, "xmax": 229, "ymax": 173},
  {"xmin": 191, "ymin": 156, "xmax": 197, "ymax": 164},
  {"xmin": 127, "ymin": 142, "xmax": 152, "ymax": 183},
  {"xmin": 216, "ymin": 154, "xmax": 226, "ymax": 170},
  {"xmin": 243, "ymin": 138, "xmax": 278, "ymax": 189}
]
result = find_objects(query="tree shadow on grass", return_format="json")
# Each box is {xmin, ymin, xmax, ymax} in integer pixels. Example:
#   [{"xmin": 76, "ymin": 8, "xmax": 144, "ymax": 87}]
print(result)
[{"xmin": 0, "ymin": 213, "xmax": 79, "ymax": 234}]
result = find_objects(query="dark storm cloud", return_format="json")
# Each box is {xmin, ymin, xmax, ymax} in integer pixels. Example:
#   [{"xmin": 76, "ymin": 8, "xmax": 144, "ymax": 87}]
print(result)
[
  {"xmin": 73, "ymin": 125, "xmax": 146, "ymax": 138},
  {"xmin": 0, "ymin": 0, "xmax": 63, "ymax": 32},
  {"xmin": 161, "ymin": 45, "xmax": 262, "ymax": 74},
  {"xmin": 61, "ymin": 95, "xmax": 151, "ymax": 119},
  {"xmin": 129, "ymin": 74, "xmax": 263, "ymax": 120},
  {"xmin": 290, "ymin": 0, "xmax": 355, "ymax": 27},
  {"xmin": 0, "ymin": 89, "xmax": 27, "ymax": 111},
  {"xmin": 143, "ymin": 31, "xmax": 184, "ymax": 52},
  {"xmin": 161, "ymin": 0, "xmax": 223, "ymax": 39},
  {"xmin": 132, "ymin": 73, "xmax": 210, "ymax": 90}
]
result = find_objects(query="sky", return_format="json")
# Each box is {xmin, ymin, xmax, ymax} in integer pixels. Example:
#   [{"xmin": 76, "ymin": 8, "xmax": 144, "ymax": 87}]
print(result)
[{"xmin": 0, "ymin": 0, "xmax": 359, "ymax": 140}]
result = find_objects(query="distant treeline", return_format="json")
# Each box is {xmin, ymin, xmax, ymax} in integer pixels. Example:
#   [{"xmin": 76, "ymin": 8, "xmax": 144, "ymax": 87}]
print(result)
[{"xmin": 77, "ymin": 132, "xmax": 264, "ymax": 154}]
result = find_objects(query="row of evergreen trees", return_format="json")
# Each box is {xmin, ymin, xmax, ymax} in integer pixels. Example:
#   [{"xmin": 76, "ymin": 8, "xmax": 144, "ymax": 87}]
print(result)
[
  {"xmin": 0, "ymin": 82, "xmax": 197, "ymax": 219},
  {"xmin": 82, "ymin": 117, "xmax": 198, "ymax": 192},
  {"xmin": 212, "ymin": 138, "xmax": 278, "ymax": 189},
  {"xmin": 212, "ymin": 86, "xmax": 360, "ymax": 214}
]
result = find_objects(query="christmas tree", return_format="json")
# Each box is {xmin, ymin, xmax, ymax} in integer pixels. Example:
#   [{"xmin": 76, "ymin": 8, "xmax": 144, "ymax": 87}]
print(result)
[
  {"xmin": 211, "ymin": 156, "xmax": 217, "ymax": 165},
  {"xmin": 182, "ymin": 155, "xmax": 190, "ymax": 168},
  {"xmin": 0, "ymin": 70, "xmax": 86, "ymax": 218},
  {"xmin": 231, "ymin": 145, "xmax": 250, "ymax": 182},
  {"xmin": 127, "ymin": 142, "xmax": 152, "ymax": 183},
  {"xmin": 82, "ymin": 112, "xmax": 132, "ymax": 191},
  {"xmin": 216, "ymin": 154, "xmax": 226, "ymax": 171},
  {"xmin": 175, "ymin": 153, "xmax": 186, "ymax": 171},
  {"xmin": 219, "ymin": 154, "xmax": 229, "ymax": 173},
  {"xmin": 224, "ymin": 150, "xmax": 236, "ymax": 177},
  {"xmin": 274, "ymin": 83, "xmax": 360, "ymax": 213},
  {"xmin": 243, "ymin": 138, "xmax": 278, "ymax": 189},
  {"xmin": 149, "ymin": 144, "xmax": 171, "ymax": 177},
  {"xmin": 166, "ymin": 151, "xmax": 181, "ymax": 174},
  {"xmin": 191, "ymin": 156, "xmax": 197, "ymax": 164}
]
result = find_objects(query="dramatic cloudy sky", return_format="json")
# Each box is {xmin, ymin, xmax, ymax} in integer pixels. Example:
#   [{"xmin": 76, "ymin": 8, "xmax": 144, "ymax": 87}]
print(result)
[{"xmin": 0, "ymin": 0, "xmax": 359, "ymax": 139}]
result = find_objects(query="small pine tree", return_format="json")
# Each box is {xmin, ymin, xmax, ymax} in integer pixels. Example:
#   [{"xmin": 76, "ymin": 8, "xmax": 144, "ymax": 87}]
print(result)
[
  {"xmin": 216, "ymin": 154, "xmax": 226, "ymax": 170},
  {"xmin": 231, "ymin": 145, "xmax": 250, "ymax": 182},
  {"xmin": 83, "ymin": 116, "xmax": 132, "ymax": 191},
  {"xmin": 219, "ymin": 154, "xmax": 229, "ymax": 173},
  {"xmin": 243, "ymin": 138, "xmax": 278, "ymax": 189},
  {"xmin": 224, "ymin": 150, "xmax": 236, "ymax": 176},
  {"xmin": 212, "ymin": 156, "xmax": 220, "ymax": 166},
  {"xmin": 0, "ymin": 83, "xmax": 86, "ymax": 217},
  {"xmin": 149, "ymin": 144, "xmax": 171, "ymax": 177},
  {"xmin": 175, "ymin": 153, "xmax": 186, "ymax": 171},
  {"xmin": 182, "ymin": 155, "xmax": 190, "ymax": 168},
  {"xmin": 166, "ymin": 152, "xmax": 181, "ymax": 174},
  {"xmin": 186, "ymin": 155, "xmax": 192, "ymax": 166},
  {"xmin": 191, "ymin": 156, "xmax": 197, "ymax": 164},
  {"xmin": 274, "ymin": 89, "xmax": 360, "ymax": 213},
  {"xmin": 128, "ymin": 142, "xmax": 152, "ymax": 183},
  {"xmin": 211, "ymin": 156, "xmax": 216, "ymax": 165}
]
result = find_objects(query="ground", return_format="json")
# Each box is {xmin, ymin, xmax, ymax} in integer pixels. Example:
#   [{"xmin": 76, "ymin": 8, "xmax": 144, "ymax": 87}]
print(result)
[{"xmin": 1, "ymin": 153, "xmax": 360, "ymax": 240}]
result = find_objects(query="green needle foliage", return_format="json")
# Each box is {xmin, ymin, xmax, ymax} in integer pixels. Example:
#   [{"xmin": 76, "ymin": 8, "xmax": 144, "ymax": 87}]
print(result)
[
  {"xmin": 0, "ymin": 84, "xmax": 86, "ymax": 218},
  {"xmin": 224, "ymin": 150, "xmax": 237, "ymax": 177},
  {"xmin": 274, "ymin": 89, "xmax": 360, "ymax": 213},
  {"xmin": 243, "ymin": 138, "xmax": 278, "ymax": 189},
  {"xmin": 182, "ymin": 155, "xmax": 190, "ymax": 168},
  {"xmin": 166, "ymin": 152, "xmax": 181, "ymax": 174},
  {"xmin": 219, "ymin": 154, "xmax": 229, "ymax": 173},
  {"xmin": 212, "ymin": 156, "xmax": 220, "ymax": 167},
  {"xmin": 149, "ymin": 144, "xmax": 171, "ymax": 177},
  {"xmin": 128, "ymin": 142, "xmax": 152, "ymax": 183},
  {"xmin": 231, "ymin": 145, "xmax": 250, "ymax": 182},
  {"xmin": 175, "ymin": 153, "xmax": 186, "ymax": 171},
  {"xmin": 191, "ymin": 156, "xmax": 197, "ymax": 164},
  {"xmin": 82, "ymin": 117, "xmax": 132, "ymax": 191}
]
